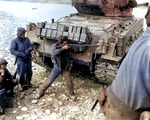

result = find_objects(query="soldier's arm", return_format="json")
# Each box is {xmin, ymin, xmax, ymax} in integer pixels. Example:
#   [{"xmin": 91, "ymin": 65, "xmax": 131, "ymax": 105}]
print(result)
[
  {"xmin": 10, "ymin": 40, "xmax": 26, "ymax": 58},
  {"xmin": 51, "ymin": 43, "xmax": 64, "ymax": 56}
]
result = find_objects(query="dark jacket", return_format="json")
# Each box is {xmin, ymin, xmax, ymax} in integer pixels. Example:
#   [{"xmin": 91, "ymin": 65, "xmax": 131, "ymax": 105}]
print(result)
[
  {"xmin": 10, "ymin": 36, "xmax": 32, "ymax": 62},
  {"xmin": 0, "ymin": 69, "xmax": 15, "ymax": 91},
  {"xmin": 51, "ymin": 43, "xmax": 70, "ymax": 71}
]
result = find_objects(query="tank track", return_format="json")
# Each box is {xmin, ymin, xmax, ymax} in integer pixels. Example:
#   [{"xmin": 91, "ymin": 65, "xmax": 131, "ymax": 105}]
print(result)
[{"xmin": 95, "ymin": 59, "xmax": 119, "ymax": 85}]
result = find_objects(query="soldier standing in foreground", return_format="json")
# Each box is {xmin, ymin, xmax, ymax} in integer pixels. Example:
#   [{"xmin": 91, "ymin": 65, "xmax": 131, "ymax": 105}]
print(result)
[
  {"xmin": 35, "ymin": 36, "xmax": 76, "ymax": 100},
  {"xmin": 10, "ymin": 27, "xmax": 34, "ymax": 92},
  {"xmin": 96, "ymin": 6, "xmax": 150, "ymax": 120}
]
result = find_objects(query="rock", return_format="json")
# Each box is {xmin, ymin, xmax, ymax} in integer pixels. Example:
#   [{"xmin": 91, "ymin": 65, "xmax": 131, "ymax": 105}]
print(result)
[
  {"xmin": 50, "ymin": 93, "xmax": 55, "ymax": 96},
  {"xmin": 31, "ymin": 115, "xmax": 38, "ymax": 120},
  {"xmin": 16, "ymin": 116, "xmax": 23, "ymax": 120},
  {"xmin": 70, "ymin": 95, "xmax": 77, "ymax": 101},
  {"xmin": 59, "ymin": 101, "xmax": 63, "ymax": 106},
  {"xmin": 20, "ymin": 93, "xmax": 25, "ymax": 99},
  {"xmin": 18, "ymin": 106, "xmax": 22, "ymax": 108},
  {"xmin": 12, "ymin": 111, "xmax": 17, "ymax": 113},
  {"xmin": 45, "ymin": 109, "xmax": 50, "ymax": 114},
  {"xmin": 33, "ymin": 109, "xmax": 38, "ymax": 112},
  {"xmin": 32, "ymin": 91, "xmax": 37, "ymax": 93},
  {"xmin": 47, "ymin": 98, "xmax": 52, "ymax": 101},
  {"xmin": 38, "ymin": 102, "xmax": 45, "ymax": 106},
  {"xmin": 31, "ymin": 100, "xmax": 38, "ymax": 104},
  {"xmin": 22, "ymin": 114, "xmax": 30, "ymax": 118},
  {"xmin": 50, "ymin": 113, "xmax": 57, "ymax": 119},
  {"xmin": 21, "ymin": 107, "xmax": 28, "ymax": 111},
  {"xmin": 100, "ymin": 113, "xmax": 104, "ymax": 116}
]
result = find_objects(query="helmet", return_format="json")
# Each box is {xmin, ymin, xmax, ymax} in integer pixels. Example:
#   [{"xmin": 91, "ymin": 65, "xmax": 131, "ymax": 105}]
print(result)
[
  {"xmin": 0, "ymin": 58, "xmax": 8, "ymax": 65},
  {"xmin": 17, "ymin": 27, "xmax": 26, "ymax": 36}
]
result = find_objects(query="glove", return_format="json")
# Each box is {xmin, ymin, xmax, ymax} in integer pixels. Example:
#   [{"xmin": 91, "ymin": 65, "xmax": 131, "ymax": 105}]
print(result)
[
  {"xmin": 28, "ymin": 46, "xmax": 33, "ymax": 52},
  {"xmin": 25, "ymin": 46, "xmax": 33, "ymax": 55},
  {"xmin": 20, "ymin": 52, "xmax": 27, "ymax": 58}
]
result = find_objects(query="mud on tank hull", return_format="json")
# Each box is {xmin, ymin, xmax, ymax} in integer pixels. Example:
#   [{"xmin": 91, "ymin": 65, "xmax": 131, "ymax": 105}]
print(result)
[{"xmin": 26, "ymin": 13, "xmax": 143, "ymax": 84}]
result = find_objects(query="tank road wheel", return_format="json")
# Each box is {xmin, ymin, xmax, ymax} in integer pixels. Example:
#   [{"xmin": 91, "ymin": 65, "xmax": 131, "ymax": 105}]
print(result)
[{"xmin": 95, "ymin": 59, "xmax": 119, "ymax": 85}]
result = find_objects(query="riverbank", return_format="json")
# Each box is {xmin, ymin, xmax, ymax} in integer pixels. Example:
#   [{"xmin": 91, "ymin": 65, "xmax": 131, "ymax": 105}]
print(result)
[{"xmin": 0, "ymin": 62, "xmax": 105, "ymax": 120}]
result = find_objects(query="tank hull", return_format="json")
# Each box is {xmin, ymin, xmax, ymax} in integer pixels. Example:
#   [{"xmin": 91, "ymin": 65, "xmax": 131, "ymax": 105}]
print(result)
[{"xmin": 27, "ymin": 13, "xmax": 143, "ymax": 84}]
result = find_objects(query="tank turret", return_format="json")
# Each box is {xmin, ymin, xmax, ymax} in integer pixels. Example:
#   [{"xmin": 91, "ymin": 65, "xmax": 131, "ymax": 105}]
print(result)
[
  {"xmin": 72, "ymin": 0, "xmax": 137, "ymax": 16},
  {"xmin": 26, "ymin": 0, "xmax": 143, "ymax": 84}
]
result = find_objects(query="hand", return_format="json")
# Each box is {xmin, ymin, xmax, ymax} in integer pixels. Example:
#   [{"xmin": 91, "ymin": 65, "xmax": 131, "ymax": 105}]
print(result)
[
  {"xmin": 12, "ymin": 79, "xmax": 18, "ymax": 83},
  {"xmin": 0, "ymin": 69, "xmax": 5, "ymax": 76},
  {"xmin": 28, "ymin": 46, "xmax": 33, "ymax": 52},
  {"xmin": 62, "ymin": 44, "xmax": 70, "ymax": 50},
  {"xmin": 20, "ymin": 52, "xmax": 27, "ymax": 58}
]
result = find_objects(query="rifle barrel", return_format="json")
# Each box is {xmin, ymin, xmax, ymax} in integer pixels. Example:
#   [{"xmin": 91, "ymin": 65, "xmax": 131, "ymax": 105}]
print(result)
[{"xmin": 91, "ymin": 99, "xmax": 99, "ymax": 111}]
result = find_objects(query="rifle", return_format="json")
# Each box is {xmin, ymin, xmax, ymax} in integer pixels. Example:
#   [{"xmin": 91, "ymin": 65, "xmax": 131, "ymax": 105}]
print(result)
[
  {"xmin": 14, "ymin": 57, "xmax": 18, "ymax": 66},
  {"xmin": 56, "ymin": 43, "xmax": 99, "ymax": 53},
  {"xmin": 12, "ymin": 70, "xmax": 20, "ymax": 97},
  {"xmin": 91, "ymin": 99, "xmax": 99, "ymax": 111}
]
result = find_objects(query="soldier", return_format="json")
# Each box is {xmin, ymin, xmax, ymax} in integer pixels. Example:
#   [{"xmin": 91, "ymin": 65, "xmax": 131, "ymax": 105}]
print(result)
[
  {"xmin": 10, "ymin": 27, "xmax": 34, "ymax": 92},
  {"xmin": 0, "ymin": 58, "xmax": 17, "ymax": 115},
  {"xmin": 97, "ymin": 6, "xmax": 150, "ymax": 120},
  {"xmin": 35, "ymin": 36, "xmax": 76, "ymax": 100}
]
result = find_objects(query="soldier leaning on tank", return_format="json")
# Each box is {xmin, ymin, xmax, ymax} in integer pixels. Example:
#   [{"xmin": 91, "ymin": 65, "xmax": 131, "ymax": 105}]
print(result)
[
  {"xmin": 96, "ymin": 6, "xmax": 150, "ymax": 120},
  {"xmin": 35, "ymin": 35, "xmax": 76, "ymax": 100},
  {"xmin": 0, "ymin": 58, "xmax": 17, "ymax": 115},
  {"xmin": 10, "ymin": 27, "xmax": 34, "ymax": 92}
]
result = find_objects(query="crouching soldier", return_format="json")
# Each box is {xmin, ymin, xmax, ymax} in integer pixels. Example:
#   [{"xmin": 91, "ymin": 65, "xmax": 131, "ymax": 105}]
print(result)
[
  {"xmin": 0, "ymin": 58, "xmax": 17, "ymax": 115},
  {"xmin": 96, "ymin": 6, "xmax": 150, "ymax": 120}
]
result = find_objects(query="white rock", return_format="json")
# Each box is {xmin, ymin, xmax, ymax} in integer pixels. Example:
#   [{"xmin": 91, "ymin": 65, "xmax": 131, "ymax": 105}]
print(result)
[
  {"xmin": 31, "ymin": 115, "xmax": 38, "ymax": 120},
  {"xmin": 32, "ymin": 100, "xmax": 38, "ymax": 104},
  {"xmin": 21, "ymin": 107, "xmax": 28, "ymax": 111},
  {"xmin": 22, "ymin": 114, "xmax": 30, "ymax": 118},
  {"xmin": 45, "ymin": 109, "xmax": 50, "ymax": 114},
  {"xmin": 100, "ymin": 113, "xmax": 104, "ymax": 116},
  {"xmin": 12, "ymin": 111, "xmax": 17, "ymax": 113},
  {"xmin": 18, "ymin": 105, "xmax": 22, "ymax": 108},
  {"xmin": 50, "ymin": 113, "xmax": 57, "ymax": 119},
  {"xmin": 33, "ymin": 109, "xmax": 38, "ymax": 112},
  {"xmin": 38, "ymin": 102, "xmax": 45, "ymax": 106},
  {"xmin": 50, "ymin": 93, "xmax": 55, "ymax": 96},
  {"xmin": 16, "ymin": 116, "xmax": 23, "ymax": 120},
  {"xmin": 47, "ymin": 98, "xmax": 52, "ymax": 101},
  {"xmin": 59, "ymin": 101, "xmax": 63, "ymax": 106},
  {"xmin": 32, "ymin": 91, "xmax": 37, "ymax": 93}
]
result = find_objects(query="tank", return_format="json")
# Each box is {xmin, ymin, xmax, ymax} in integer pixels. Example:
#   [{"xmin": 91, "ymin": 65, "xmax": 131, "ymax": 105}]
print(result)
[{"xmin": 26, "ymin": 0, "xmax": 144, "ymax": 84}]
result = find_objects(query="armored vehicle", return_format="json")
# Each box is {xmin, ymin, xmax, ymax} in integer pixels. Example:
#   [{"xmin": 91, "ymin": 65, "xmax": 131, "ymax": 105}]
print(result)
[{"xmin": 26, "ymin": 0, "xmax": 144, "ymax": 84}]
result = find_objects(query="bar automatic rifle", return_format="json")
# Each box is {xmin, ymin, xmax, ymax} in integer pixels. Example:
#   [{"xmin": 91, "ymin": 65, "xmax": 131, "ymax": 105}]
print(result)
[{"xmin": 56, "ymin": 42, "xmax": 99, "ymax": 53}]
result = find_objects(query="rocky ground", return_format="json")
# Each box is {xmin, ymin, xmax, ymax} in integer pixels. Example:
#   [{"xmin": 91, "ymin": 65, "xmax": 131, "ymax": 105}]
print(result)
[{"xmin": 0, "ymin": 62, "xmax": 106, "ymax": 120}]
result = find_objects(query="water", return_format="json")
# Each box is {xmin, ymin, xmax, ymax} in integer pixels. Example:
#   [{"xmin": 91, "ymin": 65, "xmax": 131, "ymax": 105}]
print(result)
[
  {"xmin": 0, "ymin": 1, "xmax": 148, "ymax": 73},
  {"xmin": 137, "ymin": 0, "xmax": 150, "ymax": 4},
  {"xmin": 0, "ymin": 1, "xmax": 77, "ymax": 21},
  {"xmin": 0, "ymin": 11, "xmax": 38, "ymax": 73}
]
